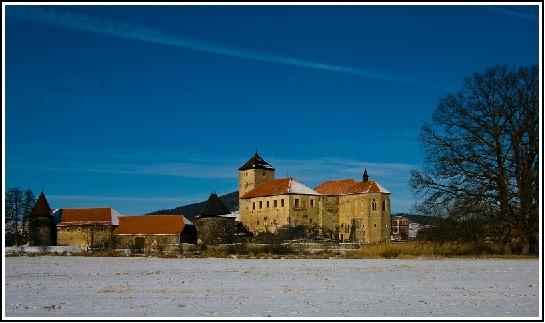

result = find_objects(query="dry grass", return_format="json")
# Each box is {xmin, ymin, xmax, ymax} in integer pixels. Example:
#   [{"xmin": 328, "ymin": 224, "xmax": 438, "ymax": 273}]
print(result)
[{"xmin": 349, "ymin": 241, "xmax": 527, "ymax": 259}]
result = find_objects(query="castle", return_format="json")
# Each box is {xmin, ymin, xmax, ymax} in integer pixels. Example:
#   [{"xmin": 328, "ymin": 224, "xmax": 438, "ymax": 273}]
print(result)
[{"xmin": 238, "ymin": 152, "xmax": 391, "ymax": 243}]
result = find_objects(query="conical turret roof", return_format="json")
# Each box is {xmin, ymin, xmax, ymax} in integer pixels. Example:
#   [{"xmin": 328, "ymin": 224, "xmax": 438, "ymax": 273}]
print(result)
[
  {"xmin": 29, "ymin": 192, "xmax": 52, "ymax": 217},
  {"xmin": 199, "ymin": 193, "xmax": 231, "ymax": 218},
  {"xmin": 238, "ymin": 152, "xmax": 275, "ymax": 171}
]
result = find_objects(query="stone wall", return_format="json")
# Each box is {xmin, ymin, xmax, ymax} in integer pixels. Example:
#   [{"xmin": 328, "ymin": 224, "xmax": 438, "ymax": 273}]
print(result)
[
  {"xmin": 114, "ymin": 234, "xmax": 180, "ymax": 251},
  {"xmin": 240, "ymin": 194, "xmax": 321, "ymax": 234},
  {"xmin": 29, "ymin": 217, "xmax": 56, "ymax": 246},
  {"xmin": 57, "ymin": 225, "xmax": 113, "ymax": 248},
  {"xmin": 238, "ymin": 168, "xmax": 274, "ymax": 199},
  {"xmin": 320, "ymin": 196, "xmax": 339, "ymax": 239},
  {"xmin": 194, "ymin": 217, "xmax": 237, "ymax": 245},
  {"xmin": 337, "ymin": 193, "xmax": 391, "ymax": 243}
]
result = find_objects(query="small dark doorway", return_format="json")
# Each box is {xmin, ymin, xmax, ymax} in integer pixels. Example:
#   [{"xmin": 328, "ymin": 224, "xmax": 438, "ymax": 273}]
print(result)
[{"xmin": 134, "ymin": 236, "xmax": 145, "ymax": 249}]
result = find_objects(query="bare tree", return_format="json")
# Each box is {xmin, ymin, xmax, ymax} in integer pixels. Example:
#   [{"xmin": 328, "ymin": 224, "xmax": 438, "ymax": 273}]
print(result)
[
  {"xmin": 410, "ymin": 65, "xmax": 538, "ymax": 253},
  {"xmin": 5, "ymin": 188, "xmax": 23, "ymax": 246},
  {"xmin": 21, "ymin": 189, "xmax": 35, "ymax": 244}
]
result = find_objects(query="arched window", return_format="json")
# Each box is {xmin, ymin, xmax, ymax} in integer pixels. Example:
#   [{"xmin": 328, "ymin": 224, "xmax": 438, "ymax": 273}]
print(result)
[{"xmin": 372, "ymin": 199, "xmax": 377, "ymax": 211}]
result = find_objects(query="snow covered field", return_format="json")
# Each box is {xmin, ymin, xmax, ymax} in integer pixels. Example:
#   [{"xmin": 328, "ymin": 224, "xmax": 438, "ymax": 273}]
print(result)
[{"xmin": 4, "ymin": 256, "xmax": 539, "ymax": 318}]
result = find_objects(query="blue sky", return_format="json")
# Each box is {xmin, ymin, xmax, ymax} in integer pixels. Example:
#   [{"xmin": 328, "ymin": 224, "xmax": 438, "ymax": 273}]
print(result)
[{"xmin": 4, "ymin": 4, "xmax": 539, "ymax": 215}]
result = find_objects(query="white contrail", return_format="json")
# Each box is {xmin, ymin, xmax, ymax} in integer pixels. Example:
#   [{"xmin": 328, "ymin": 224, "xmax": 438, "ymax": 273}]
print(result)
[
  {"xmin": 488, "ymin": 6, "xmax": 538, "ymax": 21},
  {"xmin": 8, "ymin": 6, "xmax": 434, "ymax": 88}
]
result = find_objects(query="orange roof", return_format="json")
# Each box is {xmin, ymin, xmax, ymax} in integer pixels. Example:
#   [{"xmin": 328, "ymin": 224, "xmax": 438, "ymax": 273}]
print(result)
[
  {"xmin": 346, "ymin": 180, "xmax": 390, "ymax": 194},
  {"xmin": 113, "ymin": 215, "xmax": 187, "ymax": 235},
  {"xmin": 314, "ymin": 179, "xmax": 358, "ymax": 195},
  {"xmin": 314, "ymin": 179, "xmax": 390, "ymax": 195},
  {"xmin": 241, "ymin": 178, "xmax": 319, "ymax": 199},
  {"xmin": 59, "ymin": 208, "xmax": 119, "ymax": 225}
]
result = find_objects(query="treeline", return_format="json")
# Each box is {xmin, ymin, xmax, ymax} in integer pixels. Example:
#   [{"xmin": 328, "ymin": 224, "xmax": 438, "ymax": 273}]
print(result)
[
  {"xmin": 410, "ymin": 65, "xmax": 538, "ymax": 254},
  {"xmin": 5, "ymin": 187, "xmax": 36, "ymax": 246}
]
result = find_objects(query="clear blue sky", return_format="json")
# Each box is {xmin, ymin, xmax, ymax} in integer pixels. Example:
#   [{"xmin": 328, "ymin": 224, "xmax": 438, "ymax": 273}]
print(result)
[{"xmin": 4, "ymin": 4, "xmax": 539, "ymax": 215}]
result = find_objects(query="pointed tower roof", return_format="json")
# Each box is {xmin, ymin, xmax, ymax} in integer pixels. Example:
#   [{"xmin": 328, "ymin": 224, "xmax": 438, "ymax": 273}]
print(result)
[
  {"xmin": 199, "ymin": 193, "xmax": 231, "ymax": 218},
  {"xmin": 363, "ymin": 168, "xmax": 369, "ymax": 182},
  {"xmin": 238, "ymin": 152, "xmax": 275, "ymax": 171},
  {"xmin": 29, "ymin": 192, "xmax": 52, "ymax": 217}
]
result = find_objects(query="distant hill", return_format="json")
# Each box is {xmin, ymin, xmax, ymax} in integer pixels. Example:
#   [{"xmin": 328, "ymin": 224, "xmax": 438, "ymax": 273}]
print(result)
[{"xmin": 148, "ymin": 191, "xmax": 239, "ymax": 221}]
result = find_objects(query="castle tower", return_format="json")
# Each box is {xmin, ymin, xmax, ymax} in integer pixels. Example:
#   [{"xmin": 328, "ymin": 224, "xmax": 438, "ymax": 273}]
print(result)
[
  {"xmin": 28, "ymin": 191, "xmax": 56, "ymax": 246},
  {"xmin": 238, "ymin": 151, "xmax": 275, "ymax": 199}
]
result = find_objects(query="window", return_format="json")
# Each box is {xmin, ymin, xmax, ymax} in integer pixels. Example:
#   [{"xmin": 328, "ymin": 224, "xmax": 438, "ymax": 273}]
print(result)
[
  {"xmin": 253, "ymin": 202, "xmax": 255, "ymax": 210},
  {"xmin": 263, "ymin": 171, "xmax": 265, "ymax": 176},
  {"xmin": 266, "ymin": 201, "xmax": 269, "ymax": 208},
  {"xmin": 257, "ymin": 221, "xmax": 260, "ymax": 225},
  {"xmin": 372, "ymin": 199, "xmax": 377, "ymax": 211},
  {"xmin": 259, "ymin": 201, "xmax": 262, "ymax": 209},
  {"xmin": 294, "ymin": 199, "xmax": 300, "ymax": 207},
  {"xmin": 78, "ymin": 228, "xmax": 81, "ymax": 232},
  {"xmin": 288, "ymin": 217, "xmax": 291, "ymax": 224},
  {"xmin": 340, "ymin": 234, "xmax": 344, "ymax": 240},
  {"xmin": 281, "ymin": 199, "xmax": 285, "ymax": 207},
  {"xmin": 345, "ymin": 225, "xmax": 350, "ymax": 233},
  {"xmin": 274, "ymin": 200, "xmax": 277, "ymax": 207},
  {"xmin": 309, "ymin": 218, "xmax": 312, "ymax": 223},
  {"xmin": 273, "ymin": 219, "xmax": 277, "ymax": 225},
  {"xmin": 67, "ymin": 228, "xmax": 69, "ymax": 232},
  {"xmin": 382, "ymin": 200, "xmax": 386, "ymax": 211},
  {"xmin": 310, "ymin": 199, "xmax": 315, "ymax": 207},
  {"xmin": 352, "ymin": 219, "xmax": 356, "ymax": 225},
  {"xmin": 374, "ymin": 223, "xmax": 377, "ymax": 228}
]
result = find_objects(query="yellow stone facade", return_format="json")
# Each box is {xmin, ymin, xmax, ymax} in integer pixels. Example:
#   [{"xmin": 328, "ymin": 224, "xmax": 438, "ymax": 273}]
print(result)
[
  {"xmin": 238, "ymin": 154, "xmax": 391, "ymax": 243},
  {"xmin": 238, "ymin": 168, "xmax": 274, "ymax": 199},
  {"xmin": 336, "ymin": 193, "xmax": 391, "ymax": 243},
  {"xmin": 57, "ymin": 225, "xmax": 113, "ymax": 248},
  {"xmin": 240, "ymin": 194, "xmax": 321, "ymax": 234}
]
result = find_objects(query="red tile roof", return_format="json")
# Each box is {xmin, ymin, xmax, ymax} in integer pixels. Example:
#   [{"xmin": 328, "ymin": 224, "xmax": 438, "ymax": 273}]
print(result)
[
  {"xmin": 346, "ymin": 180, "xmax": 389, "ymax": 194},
  {"xmin": 314, "ymin": 179, "xmax": 390, "ymax": 195},
  {"xmin": 113, "ymin": 215, "xmax": 187, "ymax": 235},
  {"xmin": 314, "ymin": 179, "xmax": 359, "ymax": 195},
  {"xmin": 241, "ymin": 178, "xmax": 319, "ymax": 199},
  {"xmin": 59, "ymin": 208, "xmax": 119, "ymax": 226}
]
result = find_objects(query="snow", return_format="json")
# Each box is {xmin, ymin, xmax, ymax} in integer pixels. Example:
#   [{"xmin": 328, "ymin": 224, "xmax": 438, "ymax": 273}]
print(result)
[
  {"xmin": 110, "ymin": 209, "xmax": 121, "ymax": 226},
  {"xmin": 288, "ymin": 179, "xmax": 320, "ymax": 196},
  {"xmin": 4, "ymin": 257, "xmax": 539, "ymax": 318},
  {"xmin": 183, "ymin": 216, "xmax": 193, "ymax": 225},
  {"xmin": 373, "ymin": 181, "xmax": 390, "ymax": 194}
]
